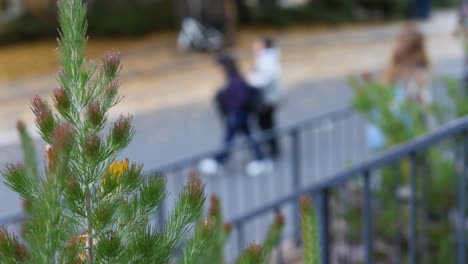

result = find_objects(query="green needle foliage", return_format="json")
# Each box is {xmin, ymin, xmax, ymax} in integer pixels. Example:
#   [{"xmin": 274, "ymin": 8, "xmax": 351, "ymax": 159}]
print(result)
[
  {"xmin": 195, "ymin": 194, "xmax": 232, "ymax": 263},
  {"xmin": 261, "ymin": 212, "xmax": 285, "ymax": 261},
  {"xmin": 235, "ymin": 244, "xmax": 266, "ymax": 264},
  {"xmin": 0, "ymin": 0, "xmax": 207, "ymax": 263},
  {"xmin": 300, "ymin": 196, "xmax": 320, "ymax": 264}
]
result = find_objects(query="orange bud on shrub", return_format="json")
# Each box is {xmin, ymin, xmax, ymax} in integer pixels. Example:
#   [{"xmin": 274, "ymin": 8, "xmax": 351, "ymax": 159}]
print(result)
[
  {"xmin": 102, "ymin": 51, "xmax": 121, "ymax": 78},
  {"xmin": 53, "ymin": 87, "xmax": 71, "ymax": 114}
]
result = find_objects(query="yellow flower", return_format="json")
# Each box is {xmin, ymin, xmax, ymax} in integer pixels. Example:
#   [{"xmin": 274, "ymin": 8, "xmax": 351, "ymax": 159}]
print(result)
[
  {"xmin": 108, "ymin": 158, "xmax": 129, "ymax": 178},
  {"xmin": 101, "ymin": 158, "xmax": 129, "ymax": 186}
]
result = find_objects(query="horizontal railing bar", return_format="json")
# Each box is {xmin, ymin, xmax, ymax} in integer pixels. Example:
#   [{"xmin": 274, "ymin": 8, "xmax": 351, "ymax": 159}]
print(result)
[
  {"xmin": 153, "ymin": 76, "xmax": 449, "ymax": 174},
  {"xmin": 153, "ymin": 107, "xmax": 353, "ymax": 173},
  {"xmin": 231, "ymin": 192, "xmax": 298, "ymax": 227},
  {"xmin": 3, "ymin": 108, "xmax": 468, "ymax": 228},
  {"xmin": 308, "ymin": 115, "xmax": 468, "ymax": 191},
  {"xmin": 0, "ymin": 210, "xmax": 23, "ymax": 226},
  {"xmin": 0, "ymin": 107, "xmax": 353, "ymax": 227},
  {"xmin": 229, "ymin": 114, "xmax": 468, "ymax": 225}
]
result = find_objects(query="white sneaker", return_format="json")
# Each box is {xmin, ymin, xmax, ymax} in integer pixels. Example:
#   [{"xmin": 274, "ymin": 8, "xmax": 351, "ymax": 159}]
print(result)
[
  {"xmin": 246, "ymin": 160, "xmax": 272, "ymax": 177},
  {"xmin": 199, "ymin": 158, "xmax": 220, "ymax": 175}
]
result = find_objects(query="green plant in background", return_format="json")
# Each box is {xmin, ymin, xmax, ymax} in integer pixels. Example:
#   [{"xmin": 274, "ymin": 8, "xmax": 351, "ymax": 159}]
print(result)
[
  {"xmin": 87, "ymin": 0, "xmax": 177, "ymax": 36},
  {"xmin": 0, "ymin": 0, "xmax": 425, "ymax": 43},
  {"xmin": 0, "ymin": 0, "xmax": 211, "ymax": 262},
  {"xmin": 445, "ymin": 76, "xmax": 468, "ymax": 117},
  {"xmin": 300, "ymin": 196, "xmax": 320, "ymax": 264},
  {"xmin": 350, "ymin": 77, "xmax": 434, "ymax": 146},
  {"xmin": 348, "ymin": 74, "xmax": 463, "ymax": 263},
  {"xmin": 433, "ymin": 0, "xmax": 458, "ymax": 7},
  {"xmin": 239, "ymin": 0, "xmax": 409, "ymax": 26}
]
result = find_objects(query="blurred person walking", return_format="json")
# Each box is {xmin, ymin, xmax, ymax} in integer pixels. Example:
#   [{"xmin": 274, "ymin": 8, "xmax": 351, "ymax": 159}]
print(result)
[
  {"xmin": 248, "ymin": 38, "xmax": 283, "ymax": 159},
  {"xmin": 199, "ymin": 54, "xmax": 271, "ymax": 177},
  {"xmin": 366, "ymin": 23, "xmax": 432, "ymax": 151},
  {"xmin": 382, "ymin": 23, "xmax": 431, "ymax": 106}
]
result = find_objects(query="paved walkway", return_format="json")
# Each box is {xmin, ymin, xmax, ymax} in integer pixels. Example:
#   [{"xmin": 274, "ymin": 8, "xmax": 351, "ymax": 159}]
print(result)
[{"xmin": 0, "ymin": 10, "xmax": 460, "ymax": 146}]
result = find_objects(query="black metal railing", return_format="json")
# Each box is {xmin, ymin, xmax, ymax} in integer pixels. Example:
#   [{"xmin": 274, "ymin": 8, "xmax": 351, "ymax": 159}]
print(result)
[
  {"xmin": 1, "ymin": 100, "xmax": 466, "ymax": 263},
  {"xmin": 227, "ymin": 114, "xmax": 468, "ymax": 263},
  {"xmin": 0, "ymin": 106, "xmax": 366, "ymax": 261},
  {"xmin": 154, "ymin": 106, "xmax": 367, "ymax": 261}
]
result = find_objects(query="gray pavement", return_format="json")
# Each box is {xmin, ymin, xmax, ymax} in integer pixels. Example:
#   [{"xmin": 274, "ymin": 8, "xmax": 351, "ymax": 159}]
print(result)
[
  {"xmin": 0, "ymin": 55, "xmax": 462, "ymax": 211},
  {"xmin": 0, "ymin": 76, "xmax": 355, "ymax": 213}
]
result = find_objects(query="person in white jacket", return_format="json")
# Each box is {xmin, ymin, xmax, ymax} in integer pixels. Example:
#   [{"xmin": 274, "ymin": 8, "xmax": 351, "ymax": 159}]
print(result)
[{"xmin": 248, "ymin": 38, "xmax": 283, "ymax": 158}]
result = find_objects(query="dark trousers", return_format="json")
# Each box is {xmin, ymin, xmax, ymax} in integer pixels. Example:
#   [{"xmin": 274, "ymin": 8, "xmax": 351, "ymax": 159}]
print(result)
[
  {"xmin": 257, "ymin": 105, "xmax": 280, "ymax": 158},
  {"xmin": 216, "ymin": 112, "xmax": 263, "ymax": 163}
]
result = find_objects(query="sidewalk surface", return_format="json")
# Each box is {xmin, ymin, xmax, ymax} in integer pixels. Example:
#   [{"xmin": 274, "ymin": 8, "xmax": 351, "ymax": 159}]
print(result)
[
  {"xmin": 0, "ymin": 10, "xmax": 460, "ymax": 146},
  {"xmin": 0, "ymin": 10, "xmax": 463, "ymax": 218}
]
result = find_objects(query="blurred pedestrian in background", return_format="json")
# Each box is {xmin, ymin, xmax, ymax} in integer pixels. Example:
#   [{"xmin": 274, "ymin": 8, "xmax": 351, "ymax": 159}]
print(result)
[
  {"xmin": 365, "ymin": 23, "xmax": 431, "ymax": 151},
  {"xmin": 199, "ymin": 53, "xmax": 271, "ymax": 177},
  {"xmin": 248, "ymin": 37, "xmax": 283, "ymax": 159},
  {"xmin": 382, "ymin": 23, "xmax": 431, "ymax": 105}
]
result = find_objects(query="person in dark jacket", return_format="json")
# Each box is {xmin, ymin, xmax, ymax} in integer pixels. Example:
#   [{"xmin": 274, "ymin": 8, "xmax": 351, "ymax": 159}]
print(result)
[{"xmin": 200, "ymin": 54, "xmax": 271, "ymax": 176}]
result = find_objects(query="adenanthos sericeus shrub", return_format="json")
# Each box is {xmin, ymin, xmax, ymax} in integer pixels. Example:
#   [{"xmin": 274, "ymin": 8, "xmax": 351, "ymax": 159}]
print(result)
[
  {"xmin": 0, "ymin": 0, "xmax": 209, "ymax": 263},
  {"xmin": 0, "ymin": 0, "xmax": 321, "ymax": 262}
]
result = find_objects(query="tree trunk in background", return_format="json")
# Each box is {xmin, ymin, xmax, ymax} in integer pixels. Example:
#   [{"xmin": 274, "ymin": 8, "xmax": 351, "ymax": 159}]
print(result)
[
  {"xmin": 175, "ymin": 0, "xmax": 203, "ymax": 23},
  {"xmin": 223, "ymin": 0, "xmax": 237, "ymax": 46},
  {"xmin": 0, "ymin": 0, "xmax": 23, "ymax": 24},
  {"xmin": 23, "ymin": 0, "xmax": 49, "ymax": 15},
  {"xmin": 174, "ymin": 0, "xmax": 187, "ymax": 25}
]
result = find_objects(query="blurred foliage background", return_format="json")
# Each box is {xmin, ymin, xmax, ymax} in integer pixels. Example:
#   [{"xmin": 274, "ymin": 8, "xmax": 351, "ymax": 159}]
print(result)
[{"xmin": 0, "ymin": 0, "xmax": 458, "ymax": 44}]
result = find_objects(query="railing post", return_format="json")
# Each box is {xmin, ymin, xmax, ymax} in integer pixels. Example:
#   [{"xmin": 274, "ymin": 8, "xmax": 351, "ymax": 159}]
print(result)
[
  {"xmin": 238, "ymin": 222, "xmax": 245, "ymax": 254},
  {"xmin": 316, "ymin": 188, "xmax": 330, "ymax": 264},
  {"xmin": 409, "ymin": 153, "xmax": 418, "ymax": 264},
  {"xmin": 363, "ymin": 171, "xmax": 373, "ymax": 264},
  {"xmin": 421, "ymin": 154, "xmax": 430, "ymax": 264},
  {"xmin": 291, "ymin": 128, "xmax": 302, "ymax": 243},
  {"xmin": 274, "ymin": 207, "xmax": 285, "ymax": 264},
  {"xmin": 458, "ymin": 133, "xmax": 467, "ymax": 264},
  {"xmin": 392, "ymin": 164, "xmax": 402, "ymax": 264},
  {"xmin": 276, "ymin": 243, "xmax": 284, "ymax": 264}
]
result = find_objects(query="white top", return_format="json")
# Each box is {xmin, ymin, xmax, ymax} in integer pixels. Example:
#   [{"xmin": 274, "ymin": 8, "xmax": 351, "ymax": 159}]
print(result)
[
  {"xmin": 395, "ymin": 68, "xmax": 432, "ymax": 105},
  {"xmin": 248, "ymin": 48, "xmax": 283, "ymax": 105}
]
